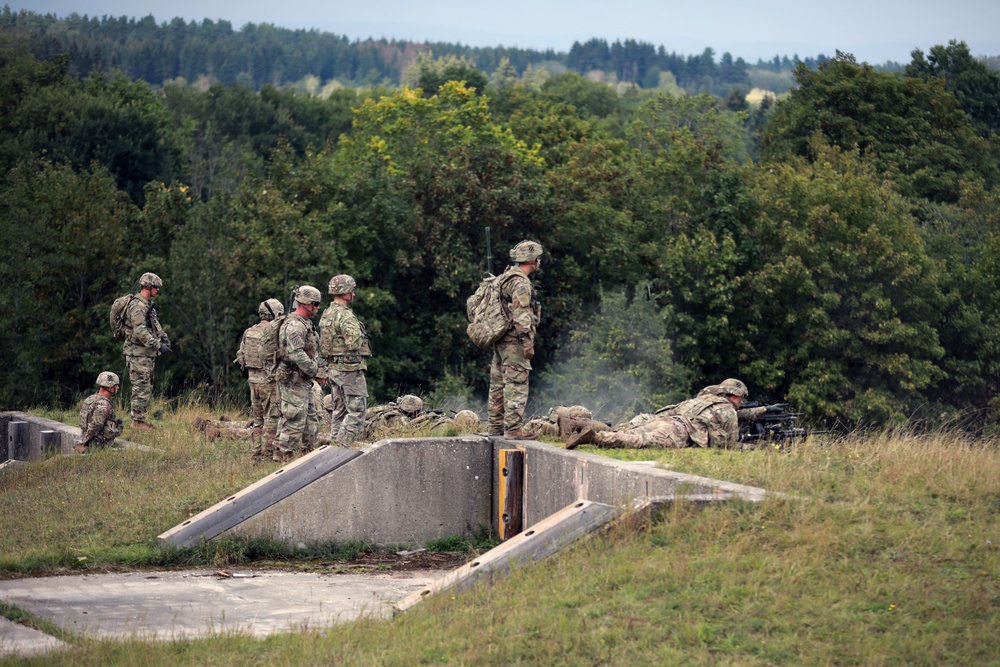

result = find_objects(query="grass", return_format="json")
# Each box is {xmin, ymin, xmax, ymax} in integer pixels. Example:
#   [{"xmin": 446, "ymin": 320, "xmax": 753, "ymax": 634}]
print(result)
[{"xmin": 2, "ymin": 406, "xmax": 999, "ymax": 665}]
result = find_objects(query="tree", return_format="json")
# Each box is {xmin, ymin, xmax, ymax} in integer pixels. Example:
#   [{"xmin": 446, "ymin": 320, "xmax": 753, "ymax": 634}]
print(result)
[
  {"xmin": 907, "ymin": 40, "xmax": 1000, "ymax": 138},
  {"xmin": 761, "ymin": 52, "xmax": 1000, "ymax": 203}
]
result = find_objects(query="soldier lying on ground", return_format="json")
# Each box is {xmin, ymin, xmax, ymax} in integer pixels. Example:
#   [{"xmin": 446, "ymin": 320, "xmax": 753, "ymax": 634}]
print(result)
[
  {"xmin": 524, "ymin": 405, "xmax": 596, "ymax": 438},
  {"xmin": 559, "ymin": 378, "xmax": 776, "ymax": 450},
  {"xmin": 363, "ymin": 395, "xmax": 480, "ymax": 440}
]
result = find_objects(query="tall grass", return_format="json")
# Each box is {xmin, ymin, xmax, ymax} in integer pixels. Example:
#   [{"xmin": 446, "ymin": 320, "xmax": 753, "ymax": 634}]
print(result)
[{"xmin": 2, "ymin": 413, "xmax": 998, "ymax": 665}]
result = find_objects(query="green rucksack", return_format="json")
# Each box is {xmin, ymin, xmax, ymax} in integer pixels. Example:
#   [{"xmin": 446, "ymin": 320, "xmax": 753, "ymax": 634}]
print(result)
[
  {"xmin": 109, "ymin": 294, "xmax": 137, "ymax": 340},
  {"xmin": 466, "ymin": 273, "xmax": 512, "ymax": 349}
]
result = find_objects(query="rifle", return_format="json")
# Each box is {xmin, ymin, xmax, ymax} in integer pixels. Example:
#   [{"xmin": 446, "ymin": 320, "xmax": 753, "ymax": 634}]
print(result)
[
  {"xmin": 485, "ymin": 226, "xmax": 493, "ymax": 277},
  {"xmin": 738, "ymin": 401, "xmax": 826, "ymax": 447}
]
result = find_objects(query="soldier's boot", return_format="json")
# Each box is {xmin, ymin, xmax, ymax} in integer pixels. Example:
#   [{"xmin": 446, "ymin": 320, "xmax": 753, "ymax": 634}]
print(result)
[
  {"xmin": 132, "ymin": 421, "xmax": 155, "ymax": 431},
  {"xmin": 74, "ymin": 442, "xmax": 89, "ymax": 455},
  {"xmin": 503, "ymin": 428, "xmax": 537, "ymax": 441},
  {"xmin": 565, "ymin": 426, "xmax": 598, "ymax": 450},
  {"xmin": 556, "ymin": 416, "xmax": 587, "ymax": 437},
  {"xmin": 192, "ymin": 416, "xmax": 207, "ymax": 431},
  {"xmin": 205, "ymin": 426, "xmax": 222, "ymax": 443}
]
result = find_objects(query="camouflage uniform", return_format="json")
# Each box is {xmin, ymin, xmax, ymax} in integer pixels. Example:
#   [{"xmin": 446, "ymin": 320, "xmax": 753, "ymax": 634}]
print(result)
[
  {"xmin": 78, "ymin": 393, "xmax": 121, "ymax": 449},
  {"xmin": 487, "ymin": 265, "xmax": 541, "ymax": 435},
  {"xmin": 122, "ymin": 292, "xmax": 164, "ymax": 423},
  {"xmin": 525, "ymin": 405, "xmax": 593, "ymax": 437},
  {"xmin": 362, "ymin": 396, "xmax": 420, "ymax": 441},
  {"xmin": 276, "ymin": 310, "xmax": 321, "ymax": 458},
  {"xmin": 319, "ymin": 300, "xmax": 372, "ymax": 446},
  {"xmin": 593, "ymin": 393, "xmax": 738, "ymax": 449},
  {"xmin": 236, "ymin": 299, "xmax": 283, "ymax": 459}
]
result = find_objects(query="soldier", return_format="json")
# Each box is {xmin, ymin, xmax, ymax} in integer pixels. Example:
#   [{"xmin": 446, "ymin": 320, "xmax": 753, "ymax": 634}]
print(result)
[
  {"xmin": 122, "ymin": 272, "xmax": 169, "ymax": 430},
  {"xmin": 235, "ymin": 298, "xmax": 284, "ymax": 461},
  {"xmin": 76, "ymin": 372, "xmax": 123, "ymax": 453},
  {"xmin": 563, "ymin": 379, "xmax": 754, "ymax": 450},
  {"xmin": 363, "ymin": 394, "xmax": 423, "ymax": 440},
  {"xmin": 275, "ymin": 285, "xmax": 323, "ymax": 462},
  {"xmin": 319, "ymin": 274, "xmax": 372, "ymax": 446},
  {"xmin": 487, "ymin": 240, "xmax": 543, "ymax": 440},
  {"xmin": 525, "ymin": 405, "xmax": 594, "ymax": 438}
]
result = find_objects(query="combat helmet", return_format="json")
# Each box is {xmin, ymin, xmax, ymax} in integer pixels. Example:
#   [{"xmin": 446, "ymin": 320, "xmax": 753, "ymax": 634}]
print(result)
[
  {"xmin": 139, "ymin": 272, "xmax": 163, "ymax": 289},
  {"xmin": 96, "ymin": 371, "xmax": 120, "ymax": 388},
  {"xmin": 258, "ymin": 298, "xmax": 284, "ymax": 320},
  {"xmin": 453, "ymin": 410, "xmax": 479, "ymax": 430},
  {"xmin": 294, "ymin": 285, "xmax": 322, "ymax": 305},
  {"xmin": 718, "ymin": 378, "xmax": 748, "ymax": 399},
  {"xmin": 328, "ymin": 274, "xmax": 357, "ymax": 295},
  {"xmin": 398, "ymin": 395, "xmax": 423, "ymax": 415},
  {"xmin": 509, "ymin": 240, "xmax": 544, "ymax": 263}
]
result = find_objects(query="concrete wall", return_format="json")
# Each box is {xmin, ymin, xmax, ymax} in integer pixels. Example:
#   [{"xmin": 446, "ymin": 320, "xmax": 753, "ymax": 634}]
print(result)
[
  {"xmin": 219, "ymin": 435, "xmax": 768, "ymax": 549},
  {"xmin": 2, "ymin": 411, "xmax": 81, "ymax": 459},
  {"xmin": 507, "ymin": 440, "xmax": 768, "ymax": 528},
  {"xmin": 229, "ymin": 436, "xmax": 495, "ymax": 548}
]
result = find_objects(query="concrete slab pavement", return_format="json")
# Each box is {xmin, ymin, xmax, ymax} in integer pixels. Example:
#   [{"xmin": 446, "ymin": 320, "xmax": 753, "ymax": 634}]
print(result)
[{"xmin": 0, "ymin": 567, "xmax": 445, "ymax": 657}]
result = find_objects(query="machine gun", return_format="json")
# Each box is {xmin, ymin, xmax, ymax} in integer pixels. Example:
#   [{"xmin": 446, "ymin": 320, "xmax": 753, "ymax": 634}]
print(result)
[{"xmin": 738, "ymin": 401, "xmax": 816, "ymax": 447}]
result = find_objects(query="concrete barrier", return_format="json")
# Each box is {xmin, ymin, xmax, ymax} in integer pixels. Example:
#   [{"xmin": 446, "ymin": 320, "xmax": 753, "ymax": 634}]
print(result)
[
  {"xmin": 166, "ymin": 435, "xmax": 769, "ymax": 551},
  {"xmin": 224, "ymin": 436, "xmax": 495, "ymax": 548},
  {"xmin": 0, "ymin": 411, "xmax": 148, "ymax": 459}
]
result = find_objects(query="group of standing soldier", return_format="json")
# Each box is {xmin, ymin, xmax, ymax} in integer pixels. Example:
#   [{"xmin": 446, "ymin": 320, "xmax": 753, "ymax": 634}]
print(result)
[{"xmin": 78, "ymin": 239, "xmax": 769, "ymax": 457}]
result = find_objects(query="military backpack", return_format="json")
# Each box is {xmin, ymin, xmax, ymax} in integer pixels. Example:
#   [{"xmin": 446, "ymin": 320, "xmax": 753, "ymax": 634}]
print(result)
[
  {"xmin": 109, "ymin": 294, "xmax": 137, "ymax": 340},
  {"xmin": 466, "ymin": 273, "xmax": 512, "ymax": 349},
  {"xmin": 238, "ymin": 320, "xmax": 277, "ymax": 370}
]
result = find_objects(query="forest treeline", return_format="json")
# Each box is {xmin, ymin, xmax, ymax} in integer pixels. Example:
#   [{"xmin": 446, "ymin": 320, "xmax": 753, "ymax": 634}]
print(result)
[
  {"xmin": 1, "ymin": 25, "xmax": 1000, "ymax": 431},
  {"xmin": 0, "ymin": 6, "xmax": 847, "ymax": 96}
]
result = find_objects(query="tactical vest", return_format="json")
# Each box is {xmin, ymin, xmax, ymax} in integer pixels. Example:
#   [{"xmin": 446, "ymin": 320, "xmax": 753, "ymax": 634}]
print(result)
[
  {"xmin": 79, "ymin": 394, "xmax": 116, "ymax": 444},
  {"xmin": 278, "ymin": 315, "xmax": 318, "ymax": 362},
  {"xmin": 239, "ymin": 320, "xmax": 277, "ymax": 370},
  {"xmin": 318, "ymin": 304, "xmax": 372, "ymax": 359}
]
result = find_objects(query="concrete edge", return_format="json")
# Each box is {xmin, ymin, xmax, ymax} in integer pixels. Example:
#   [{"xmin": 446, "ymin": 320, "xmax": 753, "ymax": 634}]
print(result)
[
  {"xmin": 2, "ymin": 411, "xmax": 151, "ymax": 456},
  {"xmin": 394, "ymin": 500, "xmax": 623, "ymax": 613},
  {"xmin": 0, "ymin": 617, "xmax": 69, "ymax": 658},
  {"xmin": 393, "ymin": 491, "xmax": 767, "ymax": 614},
  {"xmin": 157, "ymin": 445, "xmax": 361, "ymax": 548}
]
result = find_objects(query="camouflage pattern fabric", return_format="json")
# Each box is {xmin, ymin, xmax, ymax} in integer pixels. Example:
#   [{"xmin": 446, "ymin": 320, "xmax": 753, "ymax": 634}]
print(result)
[
  {"xmin": 122, "ymin": 292, "xmax": 164, "ymax": 423},
  {"xmin": 487, "ymin": 266, "xmax": 540, "ymax": 435},
  {"xmin": 318, "ymin": 303, "xmax": 371, "ymax": 371},
  {"xmin": 525, "ymin": 405, "xmax": 593, "ymax": 437},
  {"xmin": 78, "ymin": 393, "xmax": 121, "ymax": 447},
  {"xmin": 329, "ymin": 369, "xmax": 368, "ymax": 446},
  {"xmin": 592, "ymin": 394, "xmax": 739, "ymax": 450},
  {"xmin": 362, "ymin": 401, "xmax": 412, "ymax": 441},
  {"xmin": 275, "ymin": 314, "xmax": 320, "ymax": 456},
  {"xmin": 318, "ymin": 301, "xmax": 370, "ymax": 446},
  {"xmin": 125, "ymin": 355, "xmax": 155, "ymax": 422}
]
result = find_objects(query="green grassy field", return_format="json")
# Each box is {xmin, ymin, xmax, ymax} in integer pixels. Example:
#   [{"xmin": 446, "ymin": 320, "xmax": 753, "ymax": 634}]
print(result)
[{"xmin": 1, "ymin": 403, "xmax": 998, "ymax": 666}]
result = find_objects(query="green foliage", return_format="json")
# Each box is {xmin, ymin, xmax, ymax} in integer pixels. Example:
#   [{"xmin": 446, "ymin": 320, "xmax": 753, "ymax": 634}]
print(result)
[
  {"xmin": 744, "ymin": 141, "xmax": 947, "ymax": 422},
  {"xmin": 0, "ymin": 158, "xmax": 138, "ymax": 407},
  {"xmin": 907, "ymin": 40, "xmax": 1000, "ymax": 138},
  {"xmin": 534, "ymin": 289, "xmax": 689, "ymax": 422},
  {"xmin": 761, "ymin": 52, "xmax": 1000, "ymax": 203}
]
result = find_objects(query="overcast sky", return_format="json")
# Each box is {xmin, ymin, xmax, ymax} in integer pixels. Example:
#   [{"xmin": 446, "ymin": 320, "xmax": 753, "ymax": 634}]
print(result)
[{"xmin": 11, "ymin": 0, "xmax": 1000, "ymax": 65}]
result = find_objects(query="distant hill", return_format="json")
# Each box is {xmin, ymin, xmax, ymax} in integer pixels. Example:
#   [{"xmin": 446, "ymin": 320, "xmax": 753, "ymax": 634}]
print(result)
[{"xmin": 1, "ymin": 6, "xmax": 846, "ymax": 95}]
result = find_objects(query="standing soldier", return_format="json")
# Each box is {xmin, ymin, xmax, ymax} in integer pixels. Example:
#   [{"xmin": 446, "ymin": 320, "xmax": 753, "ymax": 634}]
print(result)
[
  {"xmin": 488, "ymin": 241, "xmax": 543, "ymax": 439},
  {"xmin": 275, "ymin": 286, "xmax": 323, "ymax": 462},
  {"xmin": 123, "ymin": 272, "xmax": 170, "ymax": 430},
  {"xmin": 76, "ymin": 372, "xmax": 123, "ymax": 453},
  {"xmin": 235, "ymin": 298, "xmax": 284, "ymax": 461},
  {"xmin": 319, "ymin": 274, "xmax": 372, "ymax": 446}
]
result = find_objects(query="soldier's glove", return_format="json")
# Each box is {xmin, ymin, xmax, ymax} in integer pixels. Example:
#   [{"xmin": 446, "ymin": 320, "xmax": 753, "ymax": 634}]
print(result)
[
  {"xmin": 159, "ymin": 336, "xmax": 172, "ymax": 354},
  {"xmin": 765, "ymin": 403, "xmax": 789, "ymax": 414}
]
